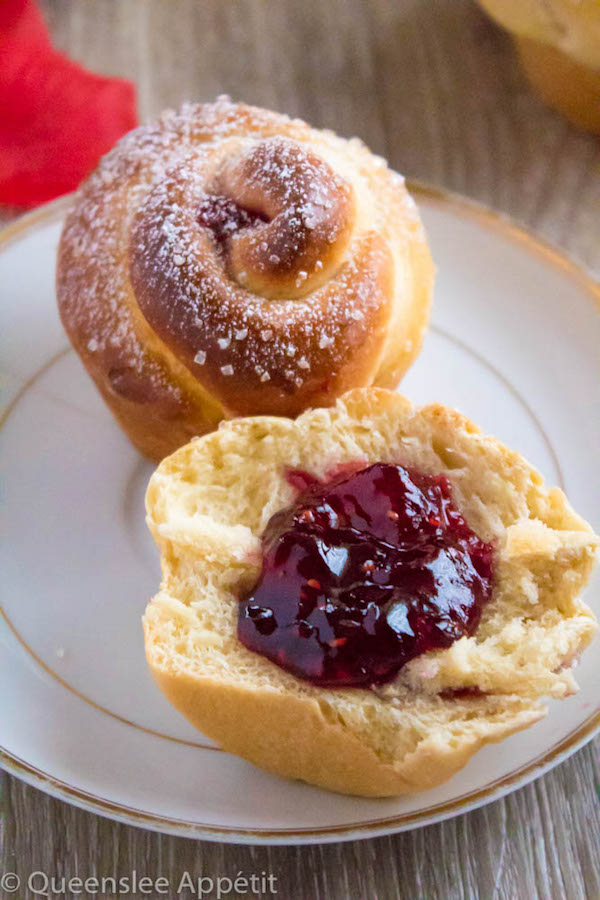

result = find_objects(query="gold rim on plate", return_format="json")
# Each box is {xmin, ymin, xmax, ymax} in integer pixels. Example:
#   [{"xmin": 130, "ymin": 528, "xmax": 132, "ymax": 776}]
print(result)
[
  {"xmin": 0, "ymin": 187, "xmax": 598, "ymax": 843},
  {"xmin": 0, "ymin": 326, "xmax": 566, "ymax": 757}
]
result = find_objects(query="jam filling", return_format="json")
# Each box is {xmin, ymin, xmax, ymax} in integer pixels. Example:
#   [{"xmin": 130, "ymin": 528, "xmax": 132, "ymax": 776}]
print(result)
[
  {"xmin": 197, "ymin": 195, "xmax": 268, "ymax": 250},
  {"xmin": 238, "ymin": 463, "xmax": 494, "ymax": 687}
]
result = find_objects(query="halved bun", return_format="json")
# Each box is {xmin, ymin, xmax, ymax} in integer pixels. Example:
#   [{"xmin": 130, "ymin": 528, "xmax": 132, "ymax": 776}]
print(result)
[{"xmin": 144, "ymin": 389, "xmax": 598, "ymax": 796}]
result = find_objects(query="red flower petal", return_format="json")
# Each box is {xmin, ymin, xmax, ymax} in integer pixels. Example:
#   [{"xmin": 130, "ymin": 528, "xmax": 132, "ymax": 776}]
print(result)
[{"xmin": 0, "ymin": 0, "xmax": 137, "ymax": 206}]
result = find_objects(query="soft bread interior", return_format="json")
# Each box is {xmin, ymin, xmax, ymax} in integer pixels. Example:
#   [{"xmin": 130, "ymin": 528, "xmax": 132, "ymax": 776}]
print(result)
[{"xmin": 144, "ymin": 389, "xmax": 597, "ymax": 795}]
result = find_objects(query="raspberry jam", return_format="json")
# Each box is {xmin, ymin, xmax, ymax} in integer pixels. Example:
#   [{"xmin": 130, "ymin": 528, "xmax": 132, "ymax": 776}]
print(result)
[
  {"xmin": 197, "ymin": 195, "xmax": 267, "ymax": 249},
  {"xmin": 238, "ymin": 463, "xmax": 494, "ymax": 687}
]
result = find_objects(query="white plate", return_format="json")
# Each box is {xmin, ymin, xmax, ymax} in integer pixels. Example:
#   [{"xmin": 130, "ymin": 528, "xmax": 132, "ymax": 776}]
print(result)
[{"xmin": 1, "ymin": 188, "xmax": 598, "ymax": 844}]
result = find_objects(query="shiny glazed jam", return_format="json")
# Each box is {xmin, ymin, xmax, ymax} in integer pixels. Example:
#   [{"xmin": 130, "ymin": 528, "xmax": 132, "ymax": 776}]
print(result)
[
  {"xmin": 197, "ymin": 195, "xmax": 267, "ymax": 249},
  {"xmin": 238, "ymin": 463, "xmax": 494, "ymax": 687}
]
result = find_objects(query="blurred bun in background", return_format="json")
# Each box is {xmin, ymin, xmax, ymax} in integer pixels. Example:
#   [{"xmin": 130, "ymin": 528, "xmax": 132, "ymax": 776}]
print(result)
[{"xmin": 477, "ymin": 0, "xmax": 600, "ymax": 133}]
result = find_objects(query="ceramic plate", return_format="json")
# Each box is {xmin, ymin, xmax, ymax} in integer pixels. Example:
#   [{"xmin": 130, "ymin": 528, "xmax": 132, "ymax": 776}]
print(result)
[{"xmin": 1, "ymin": 187, "xmax": 598, "ymax": 844}]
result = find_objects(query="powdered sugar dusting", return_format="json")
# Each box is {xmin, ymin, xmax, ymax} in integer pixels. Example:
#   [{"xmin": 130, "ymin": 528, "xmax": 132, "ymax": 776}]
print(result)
[
  {"xmin": 57, "ymin": 97, "xmax": 421, "ymax": 417},
  {"xmin": 132, "ymin": 166, "xmax": 391, "ymax": 394}
]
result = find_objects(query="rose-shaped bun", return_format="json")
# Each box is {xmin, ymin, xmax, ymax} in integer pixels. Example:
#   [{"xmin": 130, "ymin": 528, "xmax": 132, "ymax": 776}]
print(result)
[{"xmin": 57, "ymin": 98, "xmax": 433, "ymax": 460}]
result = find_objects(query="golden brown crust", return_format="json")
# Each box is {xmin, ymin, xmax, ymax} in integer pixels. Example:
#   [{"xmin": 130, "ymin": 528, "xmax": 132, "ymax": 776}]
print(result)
[
  {"xmin": 214, "ymin": 137, "xmax": 356, "ymax": 299},
  {"xmin": 145, "ymin": 651, "xmax": 544, "ymax": 796},
  {"xmin": 56, "ymin": 98, "xmax": 433, "ymax": 460}
]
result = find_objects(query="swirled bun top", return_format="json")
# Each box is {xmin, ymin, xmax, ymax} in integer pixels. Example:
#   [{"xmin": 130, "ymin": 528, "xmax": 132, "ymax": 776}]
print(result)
[{"xmin": 57, "ymin": 98, "xmax": 433, "ymax": 460}]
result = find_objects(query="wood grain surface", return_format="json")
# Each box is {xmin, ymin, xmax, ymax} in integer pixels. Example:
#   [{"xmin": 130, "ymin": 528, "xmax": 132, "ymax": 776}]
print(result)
[{"xmin": 1, "ymin": 1, "xmax": 599, "ymax": 898}]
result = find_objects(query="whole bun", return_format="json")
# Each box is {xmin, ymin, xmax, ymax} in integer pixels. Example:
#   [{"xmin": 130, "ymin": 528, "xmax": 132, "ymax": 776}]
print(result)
[
  {"xmin": 477, "ymin": 0, "xmax": 600, "ymax": 133},
  {"xmin": 57, "ymin": 98, "xmax": 433, "ymax": 461}
]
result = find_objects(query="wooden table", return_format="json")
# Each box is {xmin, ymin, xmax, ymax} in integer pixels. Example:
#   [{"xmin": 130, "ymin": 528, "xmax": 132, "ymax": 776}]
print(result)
[{"xmin": 2, "ymin": 1, "xmax": 599, "ymax": 897}]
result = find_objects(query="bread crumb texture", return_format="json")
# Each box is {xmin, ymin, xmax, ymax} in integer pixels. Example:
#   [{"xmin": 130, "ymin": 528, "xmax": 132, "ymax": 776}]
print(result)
[{"xmin": 144, "ymin": 389, "xmax": 598, "ymax": 795}]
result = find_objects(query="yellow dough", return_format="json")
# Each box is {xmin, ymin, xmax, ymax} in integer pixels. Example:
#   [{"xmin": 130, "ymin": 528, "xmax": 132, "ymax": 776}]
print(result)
[{"xmin": 144, "ymin": 389, "xmax": 598, "ymax": 796}]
